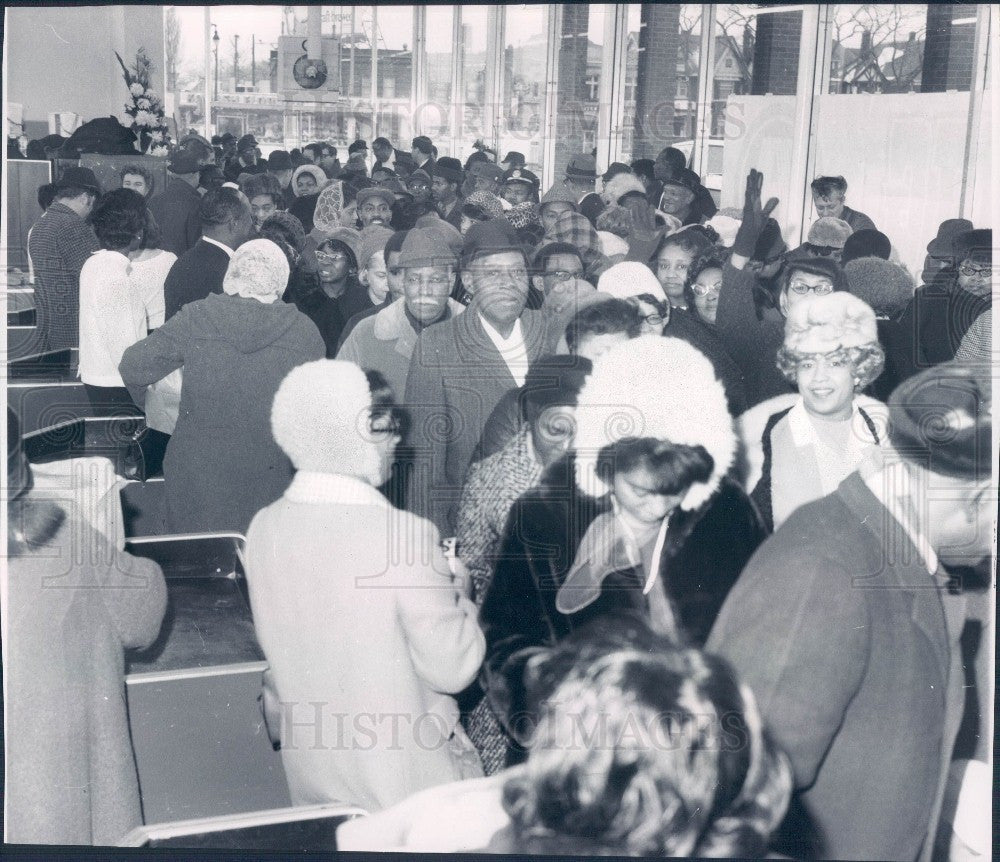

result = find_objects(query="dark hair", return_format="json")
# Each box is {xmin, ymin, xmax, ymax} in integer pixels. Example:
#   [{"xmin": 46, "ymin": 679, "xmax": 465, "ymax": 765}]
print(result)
[
  {"xmin": 199, "ymin": 187, "xmax": 250, "ymax": 229},
  {"xmin": 315, "ymin": 238, "xmax": 359, "ymax": 275},
  {"xmin": 630, "ymin": 158, "xmax": 655, "ymax": 182},
  {"xmin": 533, "ymin": 242, "xmax": 584, "ymax": 275},
  {"xmin": 384, "ymin": 230, "xmax": 409, "ymax": 259},
  {"xmin": 779, "ymin": 254, "xmax": 850, "ymax": 295},
  {"xmin": 364, "ymin": 368, "xmax": 406, "ymax": 436},
  {"xmin": 519, "ymin": 355, "xmax": 593, "ymax": 426},
  {"xmin": 259, "ymin": 221, "xmax": 302, "ymax": 270},
  {"xmin": 412, "ymin": 136, "xmax": 433, "ymax": 156},
  {"xmin": 503, "ymin": 621, "xmax": 792, "ymax": 857},
  {"xmin": 656, "ymin": 146, "xmax": 688, "ymax": 172},
  {"xmin": 198, "ymin": 164, "xmax": 225, "ymax": 191},
  {"xmin": 303, "ymin": 143, "xmax": 323, "ymax": 160},
  {"xmin": 373, "ymin": 136, "xmax": 392, "ymax": 149},
  {"xmin": 683, "ymin": 248, "xmax": 730, "ymax": 308},
  {"xmin": 565, "ymin": 298, "xmax": 644, "ymax": 352},
  {"xmin": 37, "ymin": 182, "xmax": 58, "ymax": 211},
  {"xmin": 119, "ymin": 163, "xmax": 155, "ymax": 198},
  {"xmin": 140, "ymin": 208, "xmax": 163, "ymax": 250},
  {"xmin": 241, "ymin": 172, "xmax": 284, "ymax": 205},
  {"xmin": 88, "ymin": 188, "xmax": 147, "ymax": 251},
  {"xmin": 55, "ymin": 185, "xmax": 97, "ymax": 202},
  {"xmin": 595, "ymin": 438, "xmax": 714, "ymax": 495},
  {"xmin": 811, "ymin": 175, "xmax": 848, "ymax": 198},
  {"xmin": 655, "ymin": 226, "xmax": 712, "ymax": 260}
]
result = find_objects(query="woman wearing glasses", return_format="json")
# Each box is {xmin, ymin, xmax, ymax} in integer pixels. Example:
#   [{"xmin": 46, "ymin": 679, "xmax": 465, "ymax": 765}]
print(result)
[
  {"xmin": 245, "ymin": 360, "xmax": 485, "ymax": 811},
  {"xmin": 744, "ymin": 291, "xmax": 887, "ymax": 533}
]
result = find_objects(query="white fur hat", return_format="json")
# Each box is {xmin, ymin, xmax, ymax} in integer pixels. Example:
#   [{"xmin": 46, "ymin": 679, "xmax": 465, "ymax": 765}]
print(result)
[
  {"xmin": 573, "ymin": 335, "xmax": 735, "ymax": 511},
  {"xmin": 602, "ymin": 172, "xmax": 647, "ymax": 205},
  {"xmin": 271, "ymin": 359, "xmax": 382, "ymax": 484},
  {"xmin": 705, "ymin": 213, "xmax": 742, "ymax": 248},
  {"xmin": 596, "ymin": 261, "xmax": 667, "ymax": 303},
  {"xmin": 222, "ymin": 239, "xmax": 289, "ymax": 304},
  {"xmin": 783, "ymin": 292, "xmax": 879, "ymax": 355}
]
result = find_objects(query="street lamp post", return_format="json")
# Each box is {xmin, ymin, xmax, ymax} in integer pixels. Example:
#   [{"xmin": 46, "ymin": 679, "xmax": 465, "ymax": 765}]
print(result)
[{"xmin": 213, "ymin": 28, "xmax": 220, "ymax": 101}]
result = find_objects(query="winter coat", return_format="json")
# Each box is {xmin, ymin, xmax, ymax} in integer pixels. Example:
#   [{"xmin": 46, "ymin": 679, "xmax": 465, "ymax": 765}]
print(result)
[
  {"xmin": 163, "ymin": 238, "xmax": 232, "ymax": 321},
  {"xmin": 26, "ymin": 200, "xmax": 100, "ymax": 351},
  {"xmin": 5, "ymin": 506, "xmax": 167, "ymax": 845},
  {"xmin": 119, "ymin": 292, "xmax": 326, "ymax": 533},
  {"xmin": 245, "ymin": 471, "xmax": 485, "ymax": 811},
  {"xmin": 665, "ymin": 309, "xmax": 748, "ymax": 415},
  {"xmin": 338, "ymin": 296, "xmax": 464, "ymax": 400},
  {"xmin": 148, "ymin": 177, "xmax": 203, "ymax": 257},
  {"xmin": 708, "ymin": 473, "xmax": 967, "ymax": 861},
  {"xmin": 479, "ymin": 454, "xmax": 764, "ymax": 764},
  {"xmin": 403, "ymin": 307, "xmax": 548, "ymax": 536}
]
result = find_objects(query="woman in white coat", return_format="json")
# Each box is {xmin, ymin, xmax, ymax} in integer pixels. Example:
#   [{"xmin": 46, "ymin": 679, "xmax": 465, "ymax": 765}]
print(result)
[{"xmin": 244, "ymin": 360, "xmax": 486, "ymax": 812}]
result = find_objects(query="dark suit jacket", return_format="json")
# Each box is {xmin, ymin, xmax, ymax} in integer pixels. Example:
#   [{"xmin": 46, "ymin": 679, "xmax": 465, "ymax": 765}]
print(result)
[
  {"xmin": 480, "ymin": 457, "xmax": 764, "ymax": 764},
  {"xmin": 707, "ymin": 473, "xmax": 967, "ymax": 862},
  {"xmin": 163, "ymin": 239, "xmax": 231, "ymax": 321},
  {"xmin": 404, "ymin": 307, "xmax": 547, "ymax": 535},
  {"xmin": 148, "ymin": 178, "xmax": 203, "ymax": 257}
]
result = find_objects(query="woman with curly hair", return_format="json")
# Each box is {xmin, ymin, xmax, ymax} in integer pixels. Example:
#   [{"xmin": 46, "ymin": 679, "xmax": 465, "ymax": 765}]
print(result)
[
  {"xmin": 337, "ymin": 613, "xmax": 791, "ymax": 856},
  {"xmin": 745, "ymin": 291, "xmax": 887, "ymax": 532},
  {"xmin": 684, "ymin": 246, "xmax": 730, "ymax": 329}
]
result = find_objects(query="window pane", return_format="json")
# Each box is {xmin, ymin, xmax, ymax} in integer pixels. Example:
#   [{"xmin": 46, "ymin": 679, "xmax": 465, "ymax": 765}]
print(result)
[
  {"xmin": 828, "ymin": 5, "xmax": 975, "ymax": 94},
  {"xmin": 554, "ymin": 4, "xmax": 606, "ymax": 182},
  {"xmin": 502, "ymin": 5, "xmax": 548, "ymax": 172},
  {"xmin": 458, "ymin": 6, "xmax": 490, "ymax": 160},
  {"xmin": 424, "ymin": 6, "xmax": 455, "ymax": 148},
  {"xmin": 622, "ymin": 4, "xmax": 702, "ymax": 163}
]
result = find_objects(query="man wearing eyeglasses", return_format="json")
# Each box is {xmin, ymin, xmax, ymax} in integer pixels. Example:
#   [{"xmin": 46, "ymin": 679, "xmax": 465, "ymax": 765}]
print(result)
[
  {"xmin": 714, "ymin": 169, "xmax": 851, "ymax": 408},
  {"xmin": 404, "ymin": 220, "xmax": 547, "ymax": 536}
]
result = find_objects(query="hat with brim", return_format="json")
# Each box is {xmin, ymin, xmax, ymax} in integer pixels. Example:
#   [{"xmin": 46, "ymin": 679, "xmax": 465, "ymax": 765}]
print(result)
[
  {"xmin": 504, "ymin": 167, "xmax": 539, "ymax": 188},
  {"xmin": 461, "ymin": 219, "xmax": 526, "ymax": 269},
  {"xmin": 54, "ymin": 166, "xmax": 101, "ymax": 195},
  {"xmin": 661, "ymin": 168, "xmax": 699, "ymax": 193},
  {"xmin": 927, "ymin": 219, "xmax": 974, "ymax": 257},
  {"xmin": 470, "ymin": 162, "xmax": 505, "ymax": 183},
  {"xmin": 952, "ymin": 228, "xmax": 992, "ymax": 263},
  {"xmin": 566, "ymin": 154, "xmax": 597, "ymax": 181},
  {"xmin": 167, "ymin": 149, "xmax": 203, "ymax": 175},
  {"xmin": 539, "ymin": 183, "xmax": 580, "ymax": 210},
  {"xmin": 433, "ymin": 157, "xmax": 465, "ymax": 185}
]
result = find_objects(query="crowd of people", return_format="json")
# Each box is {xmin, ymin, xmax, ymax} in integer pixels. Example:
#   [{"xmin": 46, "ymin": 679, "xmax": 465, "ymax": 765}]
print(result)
[{"xmin": 8, "ymin": 126, "xmax": 993, "ymax": 858}]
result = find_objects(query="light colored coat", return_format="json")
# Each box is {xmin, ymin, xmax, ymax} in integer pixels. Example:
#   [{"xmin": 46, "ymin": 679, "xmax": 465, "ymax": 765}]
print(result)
[
  {"xmin": 337, "ymin": 297, "xmax": 465, "ymax": 400},
  {"xmin": 244, "ymin": 471, "xmax": 486, "ymax": 812}
]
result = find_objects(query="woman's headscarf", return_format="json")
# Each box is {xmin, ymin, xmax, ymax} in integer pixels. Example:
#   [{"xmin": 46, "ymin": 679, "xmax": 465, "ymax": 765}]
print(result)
[
  {"xmin": 291, "ymin": 165, "xmax": 328, "ymax": 197},
  {"xmin": 222, "ymin": 238, "xmax": 290, "ymax": 304},
  {"xmin": 311, "ymin": 180, "xmax": 346, "ymax": 232}
]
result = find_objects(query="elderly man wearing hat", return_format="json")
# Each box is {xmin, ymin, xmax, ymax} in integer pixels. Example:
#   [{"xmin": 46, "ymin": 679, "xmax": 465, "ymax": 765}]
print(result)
[
  {"xmin": 339, "ymin": 227, "xmax": 465, "ymax": 401},
  {"xmin": 404, "ymin": 220, "xmax": 548, "ymax": 535},
  {"xmin": 710, "ymin": 361, "xmax": 992, "ymax": 862},
  {"xmin": 501, "ymin": 167, "xmax": 539, "ymax": 207},
  {"xmin": 27, "ymin": 166, "xmax": 101, "ymax": 351},
  {"xmin": 266, "ymin": 150, "xmax": 296, "ymax": 208},
  {"xmin": 432, "ymin": 157, "xmax": 466, "ymax": 229},
  {"xmin": 148, "ymin": 148, "xmax": 206, "ymax": 257},
  {"xmin": 658, "ymin": 167, "xmax": 703, "ymax": 226}
]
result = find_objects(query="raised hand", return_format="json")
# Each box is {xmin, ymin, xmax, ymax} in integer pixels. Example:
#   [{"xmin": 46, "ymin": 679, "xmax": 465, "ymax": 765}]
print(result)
[{"xmin": 733, "ymin": 169, "xmax": 779, "ymax": 259}]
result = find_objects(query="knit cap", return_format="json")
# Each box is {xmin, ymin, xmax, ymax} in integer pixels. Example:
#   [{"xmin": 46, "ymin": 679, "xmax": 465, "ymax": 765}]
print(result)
[
  {"xmin": 844, "ymin": 257, "xmax": 914, "ymax": 318},
  {"xmin": 539, "ymin": 183, "xmax": 579, "ymax": 209},
  {"xmin": 271, "ymin": 359, "xmax": 381, "ymax": 484},
  {"xmin": 260, "ymin": 211, "xmax": 307, "ymax": 252},
  {"xmin": 222, "ymin": 238, "xmax": 289, "ymax": 304},
  {"xmin": 807, "ymin": 216, "xmax": 853, "ymax": 250},
  {"xmin": 398, "ymin": 227, "xmax": 458, "ymax": 269},
  {"xmin": 357, "ymin": 225, "xmax": 395, "ymax": 269},
  {"xmin": 841, "ymin": 229, "xmax": 892, "ymax": 265}
]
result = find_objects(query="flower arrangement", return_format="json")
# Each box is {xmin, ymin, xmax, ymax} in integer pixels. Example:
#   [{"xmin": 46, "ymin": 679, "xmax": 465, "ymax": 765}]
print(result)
[{"xmin": 116, "ymin": 48, "xmax": 171, "ymax": 156}]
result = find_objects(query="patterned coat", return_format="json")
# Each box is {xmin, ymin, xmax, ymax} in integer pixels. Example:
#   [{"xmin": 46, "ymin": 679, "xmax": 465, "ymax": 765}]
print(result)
[{"xmin": 26, "ymin": 201, "xmax": 100, "ymax": 351}]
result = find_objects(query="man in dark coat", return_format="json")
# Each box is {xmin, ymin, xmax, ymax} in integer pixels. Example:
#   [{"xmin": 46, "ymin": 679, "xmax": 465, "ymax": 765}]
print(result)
[
  {"xmin": 404, "ymin": 220, "xmax": 548, "ymax": 535},
  {"xmin": 163, "ymin": 188, "xmax": 253, "ymax": 320},
  {"xmin": 26, "ymin": 167, "xmax": 100, "ymax": 352},
  {"xmin": 707, "ymin": 364, "xmax": 991, "ymax": 862},
  {"xmin": 149, "ymin": 149, "xmax": 204, "ymax": 256},
  {"xmin": 810, "ymin": 175, "xmax": 877, "ymax": 233},
  {"xmin": 223, "ymin": 133, "xmax": 266, "ymax": 182},
  {"xmin": 432, "ymin": 157, "xmax": 465, "ymax": 229}
]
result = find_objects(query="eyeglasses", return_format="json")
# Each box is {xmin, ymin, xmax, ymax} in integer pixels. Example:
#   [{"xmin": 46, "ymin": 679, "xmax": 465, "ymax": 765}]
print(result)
[
  {"xmin": 476, "ymin": 267, "xmax": 528, "ymax": 282},
  {"xmin": 642, "ymin": 312, "xmax": 665, "ymax": 326},
  {"xmin": 691, "ymin": 281, "xmax": 722, "ymax": 297},
  {"xmin": 315, "ymin": 250, "xmax": 348, "ymax": 263},
  {"xmin": 789, "ymin": 279, "xmax": 834, "ymax": 296},
  {"xmin": 544, "ymin": 269, "xmax": 582, "ymax": 283},
  {"xmin": 369, "ymin": 415, "xmax": 401, "ymax": 438},
  {"xmin": 959, "ymin": 260, "xmax": 991, "ymax": 277}
]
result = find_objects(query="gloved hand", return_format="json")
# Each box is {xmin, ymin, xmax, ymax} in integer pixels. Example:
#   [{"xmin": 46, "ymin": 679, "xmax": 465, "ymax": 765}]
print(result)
[{"xmin": 732, "ymin": 169, "xmax": 779, "ymax": 259}]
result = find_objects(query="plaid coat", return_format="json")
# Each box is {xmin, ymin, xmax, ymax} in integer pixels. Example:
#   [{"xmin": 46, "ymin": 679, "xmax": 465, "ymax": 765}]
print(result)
[{"xmin": 26, "ymin": 201, "xmax": 100, "ymax": 351}]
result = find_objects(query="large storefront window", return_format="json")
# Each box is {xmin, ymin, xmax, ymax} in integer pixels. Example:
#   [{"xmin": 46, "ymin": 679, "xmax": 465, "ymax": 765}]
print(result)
[
  {"xmin": 457, "ymin": 6, "xmax": 490, "ymax": 161},
  {"xmin": 501, "ymin": 6, "xmax": 548, "ymax": 171},
  {"xmin": 622, "ymin": 4, "xmax": 703, "ymax": 164},
  {"xmin": 828, "ymin": 5, "xmax": 975, "ymax": 94},
  {"xmin": 423, "ymin": 6, "xmax": 456, "ymax": 151}
]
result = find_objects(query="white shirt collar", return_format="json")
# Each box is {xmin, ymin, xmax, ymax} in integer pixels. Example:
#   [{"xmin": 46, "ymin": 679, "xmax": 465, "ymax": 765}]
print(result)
[
  {"xmin": 202, "ymin": 235, "xmax": 235, "ymax": 258},
  {"xmin": 478, "ymin": 314, "xmax": 529, "ymax": 386},
  {"xmin": 863, "ymin": 464, "xmax": 939, "ymax": 575}
]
